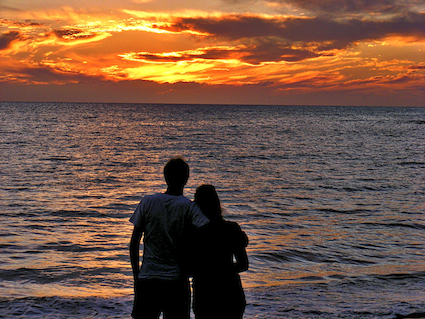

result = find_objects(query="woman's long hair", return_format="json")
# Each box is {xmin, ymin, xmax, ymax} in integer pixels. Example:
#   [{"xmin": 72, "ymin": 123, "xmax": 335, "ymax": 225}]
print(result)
[{"xmin": 194, "ymin": 184, "xmax": 223, "ymax": 222}]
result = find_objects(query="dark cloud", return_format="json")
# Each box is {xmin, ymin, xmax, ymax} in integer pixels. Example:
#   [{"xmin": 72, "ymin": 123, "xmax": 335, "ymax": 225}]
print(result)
[
  {"xmin": 344, "ymin": 73, "xmax": 424, "ymax": 86},
  {"xmin": 52, "ymin": 29, "xmax": 98, "ymax": 41},
  {"xmin": 281, "ymin": 0, "xmax": 409, "ymax": 14},
  {"xmin": 409, "ymin": 65, "xmax": 425, "ymax": 70},
  {"xmin": 165, "ymin": 15, "xmax": 284, "ymax": 39},
  {"xmin": 0, "ymin": 5, "xmax": 22, "ymax": 12},
  {"xmin": 0, "ymin": 18, "xmax": 41, "ymax": 28},
  {"xmin": 279, "ymin": 12, "xmax": 425, "ymax": 49},
  {"xmin": 126, "ymin": 52, "xmax": 199, "ymax": 63},
  {"xmin": 383, "ymin": 74, "xmax": 423, "ymax": 84},
  {"xmin": 224, "ymin": 0, "xmax": 421, "ymax": 15},
  {"xmin": 0, "ymin": 31, "xmax": 22, "ymax": 50},
  {"xmin": 126, "ymin": 40, "xmax": 319, "ymax": 65},
  {"xmin": 165, "ymin": 12, "xmax": 425, "ymax": 51},
  {"xmin": 237, "ymin": 40, "xmax": 320, "ymax": 64},
  {"xmin": 2, "ymin": 64, "xmax": 107, "ymax": 83},
  {"xmin": 128, "ymin": 11, "xmax": 424, "ymax": 64}
]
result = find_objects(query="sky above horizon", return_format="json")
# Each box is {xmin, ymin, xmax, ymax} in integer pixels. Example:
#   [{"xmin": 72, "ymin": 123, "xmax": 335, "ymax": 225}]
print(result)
[{"xmin": 0, "ymin": 0, "xmax": 424, "ymax": 106}]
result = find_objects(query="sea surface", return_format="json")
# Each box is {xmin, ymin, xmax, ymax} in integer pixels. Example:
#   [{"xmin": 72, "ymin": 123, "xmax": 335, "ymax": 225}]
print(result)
[{"xmin": 0, "ymin": 102, "xmax": 424, "ymax": 318}]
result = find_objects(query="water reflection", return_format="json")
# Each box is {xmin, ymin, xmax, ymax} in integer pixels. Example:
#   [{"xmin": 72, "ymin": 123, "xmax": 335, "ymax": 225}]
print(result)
[{"xmin": 1, "ymin": 103, "xmax": 424, "ymax": 306}]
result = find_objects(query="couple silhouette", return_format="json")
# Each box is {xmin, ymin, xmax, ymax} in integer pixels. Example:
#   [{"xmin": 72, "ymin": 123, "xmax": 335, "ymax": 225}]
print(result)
[{"xmin": 130, "ymin": 157, "xmax": 249, "ymax": 319}]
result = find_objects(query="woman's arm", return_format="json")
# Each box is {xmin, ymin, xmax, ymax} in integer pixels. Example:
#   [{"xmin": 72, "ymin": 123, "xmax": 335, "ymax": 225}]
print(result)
[{"xmin": 233, "ymin": 247, "xmax": 249, "ymax": 273}]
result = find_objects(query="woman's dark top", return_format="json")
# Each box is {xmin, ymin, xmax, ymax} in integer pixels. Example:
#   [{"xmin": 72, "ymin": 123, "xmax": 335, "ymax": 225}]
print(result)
[{"xmin": 191, "ymin": 220, "xmax": 248, "ymax": 319}]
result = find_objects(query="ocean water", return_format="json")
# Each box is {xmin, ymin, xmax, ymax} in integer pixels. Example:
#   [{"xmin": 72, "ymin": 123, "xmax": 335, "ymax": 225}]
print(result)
[{"xmin": 0, "ymin": 102, "xmax": 424, "ymax": 318}]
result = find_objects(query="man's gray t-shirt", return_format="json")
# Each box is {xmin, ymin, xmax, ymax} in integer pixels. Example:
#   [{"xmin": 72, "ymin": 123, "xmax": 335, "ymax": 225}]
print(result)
[{"xmin": 130, "ymin": 193, "xmax": 209, "ymax": 280}]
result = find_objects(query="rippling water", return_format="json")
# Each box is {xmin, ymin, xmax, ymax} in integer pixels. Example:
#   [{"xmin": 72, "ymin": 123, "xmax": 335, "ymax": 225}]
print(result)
[{"xmin": 1, "ymin": 102, "xmax": 424, "ymax": 318}]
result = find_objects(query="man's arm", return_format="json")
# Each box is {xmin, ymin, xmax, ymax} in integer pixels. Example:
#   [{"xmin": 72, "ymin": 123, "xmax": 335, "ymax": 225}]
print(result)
[{"xmin": 130, "ymin": 226, "xmax": 143, "ymax": 281}]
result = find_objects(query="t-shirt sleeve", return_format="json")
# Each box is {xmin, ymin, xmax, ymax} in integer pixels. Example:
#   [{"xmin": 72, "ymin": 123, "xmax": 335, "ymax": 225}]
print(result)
[
  {"xmin": 129, "ymin": 198, "xmax": 147, "ymax": 230},
  {"xmin": 190, "ymin": 202, "xmax": 209, "ymax": 228}
]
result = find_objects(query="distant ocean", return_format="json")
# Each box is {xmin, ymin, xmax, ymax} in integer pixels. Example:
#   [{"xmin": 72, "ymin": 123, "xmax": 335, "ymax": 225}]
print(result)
[{"xmin": 1, "ymin": 102, "xmax": 424, "ymax": 318}]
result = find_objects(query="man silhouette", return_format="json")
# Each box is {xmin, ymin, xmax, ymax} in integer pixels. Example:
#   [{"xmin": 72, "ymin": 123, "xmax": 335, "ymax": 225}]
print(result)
[{"xmin": 129, "ymin": 157, "xmax": 209, "ymax": 319}]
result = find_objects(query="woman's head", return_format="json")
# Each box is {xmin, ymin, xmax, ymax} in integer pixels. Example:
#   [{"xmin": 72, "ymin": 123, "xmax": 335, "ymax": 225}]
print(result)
[{"xmin": 195, "ymin": 184, "xmax": 223, "ymax": 222}]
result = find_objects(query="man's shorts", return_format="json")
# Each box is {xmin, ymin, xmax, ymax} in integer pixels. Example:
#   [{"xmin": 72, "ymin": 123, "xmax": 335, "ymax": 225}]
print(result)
[{"xmin": 132, "ymin": 279, "xmax": 190, "ymax": 319}]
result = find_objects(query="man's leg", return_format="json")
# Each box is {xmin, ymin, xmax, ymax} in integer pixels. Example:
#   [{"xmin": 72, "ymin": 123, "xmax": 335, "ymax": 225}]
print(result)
[
  {"xmin": 132, "ymin": 279, "xmax": 162, "ymax": 319},
  {"xmin": 162, "ymin": 279, "xmax": 190, "ymax": 319}
]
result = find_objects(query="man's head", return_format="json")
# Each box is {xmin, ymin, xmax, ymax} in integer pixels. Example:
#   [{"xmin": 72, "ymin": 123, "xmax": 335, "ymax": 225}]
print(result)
[{"xmin": 164, "ymin": 157, "xmax": 189, "ymax": 188}]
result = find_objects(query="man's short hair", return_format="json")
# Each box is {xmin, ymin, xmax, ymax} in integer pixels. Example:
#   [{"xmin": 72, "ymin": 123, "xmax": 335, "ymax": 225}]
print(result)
[{"xmin": 164, "ymin": 157, "xmax": 189, "ymax": 187}]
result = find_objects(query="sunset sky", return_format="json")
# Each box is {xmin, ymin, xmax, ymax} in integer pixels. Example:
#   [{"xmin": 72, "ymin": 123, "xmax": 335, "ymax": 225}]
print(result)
[{"xmin": 1, "ymin": 0, "xmax": 424, "ymax": 106}]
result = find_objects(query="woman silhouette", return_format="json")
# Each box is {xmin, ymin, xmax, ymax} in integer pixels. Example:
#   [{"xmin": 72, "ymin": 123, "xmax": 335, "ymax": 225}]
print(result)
[{"xmin": 192, "ymin": 184, "xmax": 249, "ymax": 319}]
